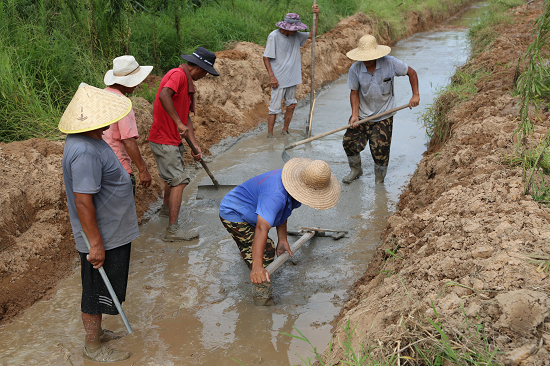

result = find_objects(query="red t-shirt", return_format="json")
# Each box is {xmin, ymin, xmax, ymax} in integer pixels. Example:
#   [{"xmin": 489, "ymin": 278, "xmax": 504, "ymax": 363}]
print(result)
[{"xmin": 149, "ymin": 67, "xmax": 191, "ymax": 146}]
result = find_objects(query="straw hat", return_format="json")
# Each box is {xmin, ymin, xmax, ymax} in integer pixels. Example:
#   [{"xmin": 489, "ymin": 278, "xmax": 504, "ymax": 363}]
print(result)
[
  {"xmin": 346, "ymin": 34, "xmax": 391, "ymax": 61},
  {"xmin": 104, "ymin": 55, "xmax": 153, "ymax": 87},
  {"xmin": 282, "ymin": 158, "xmax": 341, "ymax": 210},
  {"xmin": 58, "ymin": 83, "xmax": 132, "ymax": 134}
]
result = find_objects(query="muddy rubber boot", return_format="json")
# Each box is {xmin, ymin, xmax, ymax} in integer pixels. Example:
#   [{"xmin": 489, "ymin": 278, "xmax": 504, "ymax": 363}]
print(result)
[
  {"xmin": 83, "ymin": 345, "xmax": 131, "ymax": 362},
  {"xmin": 374, "ymin": 164, "xmax": 388, "ymax": 184},
  {"xmin": 280, "ymin": 130, "xmax": 290, "ymax": 135},
  {"xmin": 252, "ymin": 282, "xmax": 274, "ymax": 306},
  {"xmin": 342, "ymin": 155, "xmax": 363, "ymax": 184},
  {"xmin": 159, "ymin": 203, "xmax": 169, "ymax": 218},
  {"xmin": 266, "ymin": 132, "xmax": 275, "ymax": 139},
  {"xmin": 163, "ymin": 225, "xmax": 199, "ymax": 242}
]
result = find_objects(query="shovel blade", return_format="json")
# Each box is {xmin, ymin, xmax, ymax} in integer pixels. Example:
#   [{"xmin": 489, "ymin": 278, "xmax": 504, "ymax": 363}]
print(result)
[
  {"xmin": 281, "ymin": 149, "xmax": 291, "ymax": 163},
  {"xmin": 196, "ymin": 184, "xmax": 237, "ymax": 200}
]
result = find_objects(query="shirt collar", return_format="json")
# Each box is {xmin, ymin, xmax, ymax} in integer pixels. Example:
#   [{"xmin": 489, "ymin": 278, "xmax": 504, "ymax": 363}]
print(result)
[{"xmin": 360, "ymin": 60, "xmax": 381, "ymax": 73}]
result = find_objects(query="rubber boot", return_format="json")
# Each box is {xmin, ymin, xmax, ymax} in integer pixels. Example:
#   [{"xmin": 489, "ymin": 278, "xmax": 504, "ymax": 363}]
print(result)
[
  {"xmin": 252, "ymin": 282, "xmax": 274, "ymax": 306},
  {"xmin": 342, "ymin": 155, "xmax": 363, "ymax": 184},
  {"xmin": 163, "ymin": 225, "xmax": 199, "ymax": 242},
  {"xmin": 83, "ymin": 345, "xmax": 131, "ymax": 362},
  {"xmin": 374, "ymin": 164, "xmax": 388, "ymax": 184}
]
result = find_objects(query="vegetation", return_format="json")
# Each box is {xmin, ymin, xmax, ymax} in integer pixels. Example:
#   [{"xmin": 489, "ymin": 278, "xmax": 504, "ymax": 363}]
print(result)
[
  {"xmin": 420, "ymin": 0, "xmax": 523, "ymax": 148},
  {"xmin": 513, "ymin": 0, "xmax": 550, "ymax": 199},
  {"xmin": 1, "ymin": 0, "xmax": 475, "ymax": 143}
]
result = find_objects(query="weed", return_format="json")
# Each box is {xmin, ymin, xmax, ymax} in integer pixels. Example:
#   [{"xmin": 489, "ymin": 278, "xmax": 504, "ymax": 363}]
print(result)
[{"xmin": 521, "ymin": 252, "xmax": 550, "ymax": 273}]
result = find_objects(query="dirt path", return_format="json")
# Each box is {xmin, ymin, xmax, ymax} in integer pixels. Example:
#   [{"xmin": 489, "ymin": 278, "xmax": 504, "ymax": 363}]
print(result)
[
  {"xmin": 0, "ymin": 0, "xmax": 481, "ymax": 324},
  {"xmin": 325, "ymin": 1, "xmax": 550, "ymax": 364}
]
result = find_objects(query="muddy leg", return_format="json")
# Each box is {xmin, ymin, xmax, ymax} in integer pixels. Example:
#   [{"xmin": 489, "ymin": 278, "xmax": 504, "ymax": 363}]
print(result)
[
  {"xmin": 267, "ymin": 114, "xmax": 277, "ymax": 136},
  {"xmin": 282, "ymin": 104, "xmax": 296, "ymax": 133}
]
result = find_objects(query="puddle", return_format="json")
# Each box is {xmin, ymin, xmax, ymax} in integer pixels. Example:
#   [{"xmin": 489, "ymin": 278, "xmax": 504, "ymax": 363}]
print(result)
[{"xmin": 0, "ymin": 5, "xmax": 482, "ymax": 365}]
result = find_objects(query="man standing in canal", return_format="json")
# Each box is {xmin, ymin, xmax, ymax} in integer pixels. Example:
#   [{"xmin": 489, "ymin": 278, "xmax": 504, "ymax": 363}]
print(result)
[
  {"xmin": 342, "ymin": 34, "xmax": 420, "ymax": 184},
  {"xmin": 263, "ymin": 4, "xmax": 319, "ymax": 137},
  {"xmin": 60, "ymin": 84, "xmax": 138, "ymax": 362},
  {"xmin": 103, "ymin": 55, "xmax": 154, "ymax": 195},
  {"xmin": 148, "ymin": 47, "xmax": 219, "ymax": 241}
]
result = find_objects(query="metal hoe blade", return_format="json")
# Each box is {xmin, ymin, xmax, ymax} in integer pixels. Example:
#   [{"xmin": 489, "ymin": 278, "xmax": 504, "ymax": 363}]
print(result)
[{"xmin": 196, "ymin": 184, "xmax": 237, "ymax": 200}]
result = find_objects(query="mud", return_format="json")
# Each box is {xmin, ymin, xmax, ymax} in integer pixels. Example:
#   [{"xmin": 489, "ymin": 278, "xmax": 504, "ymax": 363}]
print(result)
[
  {"xmin": 327, "ymin": 1, "xmax": 550, "ymax": 365},
  {"xmin": 0, "ymin": 0, "xmax": 476, "ymax": 324}
]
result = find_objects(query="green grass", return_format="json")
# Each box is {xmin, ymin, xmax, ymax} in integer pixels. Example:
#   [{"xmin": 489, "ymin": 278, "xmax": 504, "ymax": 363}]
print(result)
[{"xmin": 0, "ymin": 0, "xmax": 484, "ymax": 143}]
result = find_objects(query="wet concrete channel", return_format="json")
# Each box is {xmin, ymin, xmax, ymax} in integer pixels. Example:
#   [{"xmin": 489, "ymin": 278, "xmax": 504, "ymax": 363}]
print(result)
[{"xmin": 0, "ymin": 5, "xmax": 485, "ymax": 365}]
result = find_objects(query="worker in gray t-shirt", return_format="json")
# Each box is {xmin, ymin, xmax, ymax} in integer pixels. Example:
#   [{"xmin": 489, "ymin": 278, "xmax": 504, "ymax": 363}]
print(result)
[
  {"xmin": 263, "ymin": 4, "xmax": 319, "ymax": 137},
  {"xmin": 60, "ymin": 83, "xmax": 138, "ymax": 363},
  {"xmin": 342, "ymin": 34, "xmax": 420, "ymax": 184}
]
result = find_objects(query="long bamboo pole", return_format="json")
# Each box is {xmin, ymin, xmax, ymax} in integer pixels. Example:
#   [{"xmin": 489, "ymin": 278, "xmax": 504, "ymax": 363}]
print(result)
[{"xmin": 305, "ymin": 0, "xmax": 317, "ymax": 138}]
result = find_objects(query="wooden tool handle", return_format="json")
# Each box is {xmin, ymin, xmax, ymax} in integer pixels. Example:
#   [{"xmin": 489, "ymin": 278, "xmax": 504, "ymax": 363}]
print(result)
[
  {"xmin": 266, "ymin": 231, "xmax": 315, "ymax": 275},
  {"xmin": 287, "ymin": 104, "xmax": 410, "ymax": 150},
  {"xmin": 184, "ymin": 137, "xmax": 219, "ymax": 188}
]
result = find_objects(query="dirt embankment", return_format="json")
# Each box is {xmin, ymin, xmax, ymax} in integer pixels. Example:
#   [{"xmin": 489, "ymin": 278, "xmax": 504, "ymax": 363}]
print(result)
[
  {"xmin": 326, "ymin": 2, "xmax": 550, "ymax": 365},
  {"xmin": 0, "ymin": 1, "xmax": 477, "ymax": 324}
]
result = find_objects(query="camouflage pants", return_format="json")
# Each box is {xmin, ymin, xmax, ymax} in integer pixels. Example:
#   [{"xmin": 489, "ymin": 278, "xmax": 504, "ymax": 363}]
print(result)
[
  {"xmin": 342, "ymin": 116, "xmax": 393, "ymax": 166},
  {"xmin": 220, "ymin": 217, "xmax": 276, "ymax": 269}
]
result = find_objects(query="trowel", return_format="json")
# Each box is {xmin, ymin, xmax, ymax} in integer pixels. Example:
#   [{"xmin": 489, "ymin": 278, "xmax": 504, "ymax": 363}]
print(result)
[{"xmin": 185, "ymin": 137, "xmax": 236, "ymax": 200}]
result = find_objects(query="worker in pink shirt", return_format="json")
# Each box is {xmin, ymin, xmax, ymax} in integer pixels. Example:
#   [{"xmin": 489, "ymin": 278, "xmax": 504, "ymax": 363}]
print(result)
[{"xmin": 103, "ymin": 55, "xmax": 154, "ymax": 194}]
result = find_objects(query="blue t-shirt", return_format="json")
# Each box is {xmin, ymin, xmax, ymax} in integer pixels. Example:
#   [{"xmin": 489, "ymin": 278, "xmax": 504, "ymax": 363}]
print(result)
[
  {"xmin": 62, "ymin": 134, "xmax": 139, "ymax": 253},
  {"xmin": 219, "ymin": 169, "xmax": 301, "ymax": 227}
]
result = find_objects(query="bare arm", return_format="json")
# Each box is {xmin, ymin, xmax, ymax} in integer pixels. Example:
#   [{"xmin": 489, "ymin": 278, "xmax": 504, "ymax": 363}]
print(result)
[
  {"xmin": 250, "ymin": 215, "xmax": 272, "ymax": 284},
  {"xmin": 349, "ymin": 89, "xmax": 360, "ymax": 128},
  {"xmin": 121, "ymin": 138, "xmax": 152, "ymax": 187},
  {"xmin": 74, "ymin": 192, "xmax": 104, "ymax": 269},
  {"xmin": 159, "ymin": 87, "xmax": 190, "ymax": 138},
  {"xmin": 263, "ymin": 56, "xmax": 279, "ymax": 89},
  {"xmin": 407, "ymin": 66, "xmax": 420, "ymax": 108},
  {"xmin": 275, "ymin": 220, "xmax": 293, "ymax": 257}
]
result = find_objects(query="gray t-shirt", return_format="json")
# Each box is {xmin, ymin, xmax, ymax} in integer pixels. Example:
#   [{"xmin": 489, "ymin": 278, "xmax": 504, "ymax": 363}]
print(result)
[
  {"xmin": 62, "ymin": 134, "xmax": 139, "ymax": 253},
  {"xmin": 263, "ymin": 29, "xmax": 309, "ymax": 88},
  {"xmin": 347, "ymin": 56, "xmax": 409, "ymax": 122}
]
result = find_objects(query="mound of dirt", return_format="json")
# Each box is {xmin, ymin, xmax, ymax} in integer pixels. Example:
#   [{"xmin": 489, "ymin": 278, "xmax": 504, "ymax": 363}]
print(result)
[
  {"xmin": 0, "ymin": 0, "xmax": 481, "ymax": 324},
  {"xmin": 327, "ymin": 1, "xmax": 550, "ymax": 365}
]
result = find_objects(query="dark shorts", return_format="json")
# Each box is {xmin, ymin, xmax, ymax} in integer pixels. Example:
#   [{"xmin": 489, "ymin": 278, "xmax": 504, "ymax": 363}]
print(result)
[
  {"xmin": 220, "ymin": 217, "xmax": 275, "ymax": 269},
  {"xmin": 343, "ymin": 116, "xmax": 393, "ymax": 166},
  {"xmin": 79, "ymin": 243, "xmax": 132, "ymax": 315}
]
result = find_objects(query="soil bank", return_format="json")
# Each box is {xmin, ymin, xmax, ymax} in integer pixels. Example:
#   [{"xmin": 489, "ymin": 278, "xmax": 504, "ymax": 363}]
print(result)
[{"xmin": 324, "ymin": 1, "xmax": 550, "ymax": 365}]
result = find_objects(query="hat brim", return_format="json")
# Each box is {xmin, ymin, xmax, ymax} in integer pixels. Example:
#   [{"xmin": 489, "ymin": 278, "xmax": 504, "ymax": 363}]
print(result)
[
  {"xmin": 58, "ymin": 83, "xmax": 132, "ymax": 134},
  {"xmin": 282, "ymin": 158, "xmax": 341, "ymax": 210},
  {"xmin": 104, "ymin": 66, "xmax": 153, "ymax": 87},
  {"xmin": 181, "ymin": 54, "xmax": 219, "ymax": 76},
  {"xmin": 346, "ymin": 45, "xmax": 391, "ymax": 61},
  {"xmin": 276, "ymin": 21, "xmax": 309, "ymax": 31}
]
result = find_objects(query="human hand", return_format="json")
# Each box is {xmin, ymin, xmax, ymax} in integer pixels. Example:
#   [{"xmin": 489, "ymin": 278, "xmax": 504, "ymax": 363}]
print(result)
[
  {"xmin": 409, "ymin": 95, "xmax": 420, "ymax": 109},
  {"xmin": 276, "ymin": 240, "xmax": 293, "ymax": 257},
  {"xmin": 270, "ymin": 76, "xmax": 279, "ymax": 89},
  {"xmin": 192, "ymin": 145, "xmax": 202, "ymax": 161},
  {"xmin": 312, "ymin": 4, "xmax": 319, "ymax": 14},
  {"xmin": 87, "ymin": 245, "xmax": 105, "ymax": 269},
  {"xmin": 139, "ymin": 168, "xmax": 152, "ymax": 188},
  {"xmin": 250, "ymin": 265, "xmax": 270, "ymax": 284},
  {"xmin": 179, "ymin": 124, "xmax": 190, "ymax": 139},
  {"xmin": 349, "ymin": 115, "xmax": 360, "ymax": 129}
]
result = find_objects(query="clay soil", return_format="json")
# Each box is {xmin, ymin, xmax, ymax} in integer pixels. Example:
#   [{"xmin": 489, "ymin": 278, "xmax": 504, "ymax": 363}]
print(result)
[{"xmin": 325, "ymin": 1, "xmax": 550, "ymax": 365}]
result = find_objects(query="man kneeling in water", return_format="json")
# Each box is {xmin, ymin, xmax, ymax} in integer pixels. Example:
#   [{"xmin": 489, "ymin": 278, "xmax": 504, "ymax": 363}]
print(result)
[{"xmin": 219, "ymin": 158, "xmax": 340, "ymax": 302}]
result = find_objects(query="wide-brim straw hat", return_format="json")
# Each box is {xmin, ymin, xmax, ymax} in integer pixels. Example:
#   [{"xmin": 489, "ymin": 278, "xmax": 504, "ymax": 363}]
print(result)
[
  {"xmin": 276, "ymin": 13, "xmax": 309, "ymax": 31},
  {"xmin": 282, "ymin": 158, "xmax": 341, "ymax": 210},
  {"xmin": 104, "ymin": 55, "xmax": 153, "ymax": 87},
  {"xmin": 58, "ymin": 83, "xmax": 132, "ymax": 134},
  {"xmin": 346, "ymin": 34, "xmax": 391, "ymax": 61}
]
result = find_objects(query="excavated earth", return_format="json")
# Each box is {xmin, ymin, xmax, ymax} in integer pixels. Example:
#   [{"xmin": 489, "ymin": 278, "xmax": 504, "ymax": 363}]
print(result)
[{"xmin": 325, "ymin": 1, "xmax": 550, "ymax": 365}]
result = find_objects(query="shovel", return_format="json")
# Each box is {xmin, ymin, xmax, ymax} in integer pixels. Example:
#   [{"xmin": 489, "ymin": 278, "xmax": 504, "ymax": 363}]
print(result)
[
  {"xmin": 304, "ymin": 0, "xmax": 318, "ymax": 138},
  {"xmin": 184, "ymin": 137, "xmax": 236, "ymax": 200},
  {"xmin": 283, "ymin": 104, "xmax": 411, "ymax": 162}
]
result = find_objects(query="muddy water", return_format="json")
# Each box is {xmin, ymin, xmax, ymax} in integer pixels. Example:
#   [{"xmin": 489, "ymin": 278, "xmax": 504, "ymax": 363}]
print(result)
[{"xmin": 0, "ymin": 6, "xmax": 485, "ymax": 366}]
